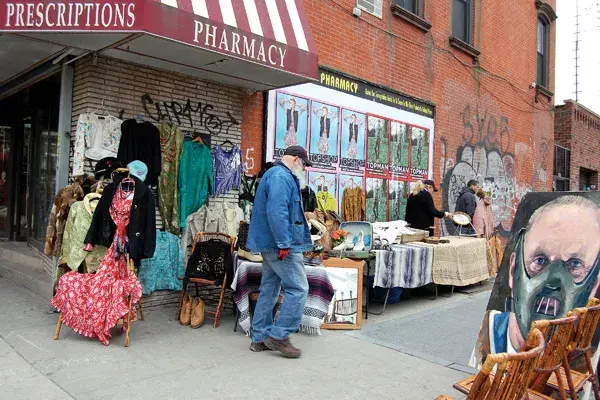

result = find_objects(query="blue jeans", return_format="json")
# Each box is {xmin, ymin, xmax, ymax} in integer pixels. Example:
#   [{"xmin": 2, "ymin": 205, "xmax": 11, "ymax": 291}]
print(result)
[{"xmin": 251, "ymin": 251, "xmax": 308, "ymax": 342}]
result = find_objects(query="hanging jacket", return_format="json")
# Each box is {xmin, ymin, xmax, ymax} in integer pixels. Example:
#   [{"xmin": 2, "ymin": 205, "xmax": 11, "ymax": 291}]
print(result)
[
  {"xmin": 84, "ymin": 174, "xmax": 156, "ymax": 263},
  {"xmin": 117, "ymin": 119, "xmax": 162, "ymax": 186},
  {"xmin": 301, "ymin": 186, "xmax": 317, "ymax": 212}
]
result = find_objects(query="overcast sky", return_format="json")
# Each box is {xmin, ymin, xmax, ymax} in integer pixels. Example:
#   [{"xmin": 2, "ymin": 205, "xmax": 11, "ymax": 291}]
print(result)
[{"xmin": 555, "ymin": 0, "xmax": 600, "ymax": 114}]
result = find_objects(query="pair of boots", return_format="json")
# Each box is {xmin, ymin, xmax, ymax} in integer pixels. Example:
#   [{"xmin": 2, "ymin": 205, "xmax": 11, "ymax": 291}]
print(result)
[{"xmin": 180, "ymin": 294, "xmax": 205, "ymax": 329}]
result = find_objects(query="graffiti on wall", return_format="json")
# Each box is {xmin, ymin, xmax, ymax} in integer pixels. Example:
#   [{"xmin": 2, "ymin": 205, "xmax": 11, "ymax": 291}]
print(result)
[
  {"xmin": 243, "ymin": 147, "xmax": 255, "ymax": 173},
  {"xmin": 441, "ymin": 103, "xmax": 530, "ymax": 237},
  {"xmin": 140, "ymin": 94, "xmax": 239, "ymax": 135}
]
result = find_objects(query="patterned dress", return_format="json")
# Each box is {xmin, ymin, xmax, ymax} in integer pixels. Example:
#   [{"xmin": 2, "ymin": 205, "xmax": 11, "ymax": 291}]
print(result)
[
  {"xmin": 283, "ymin": 115, "xmax": 298, "ymax": 147},
  {"xmin": 348, "ymin": 138, "xmax": 358, "ymax": 159},
  {"xmin": 158, "ymin": 124, "xmax": 183, "ymax": 235},
  {"xmin": 51, "ymin": 187, "xmax": 142, "ymax": 346},
  {"xmin": 318, "ymin": 135, "xmax": 329, "ymax": 154}
]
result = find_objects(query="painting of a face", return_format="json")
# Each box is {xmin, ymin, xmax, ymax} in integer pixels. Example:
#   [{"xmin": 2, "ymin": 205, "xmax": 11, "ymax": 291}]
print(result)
[
  {"xmin": 290, "ymin": 98, "xmax": 296, "ymax": 107},
  {"xmin": 322, "ymin": 107, "xmax": 328, "ymax": 116},
  {"xmin": 351, "ymin": 114, "xmax": 357, "ymax": 123}
]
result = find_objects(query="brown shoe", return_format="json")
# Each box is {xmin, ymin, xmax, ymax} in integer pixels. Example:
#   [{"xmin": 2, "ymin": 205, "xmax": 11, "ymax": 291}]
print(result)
[
  {"xmin": 190, "ymin": 297, "xmax": 205, "ymax": 329},
  {"xmin": 180, "ymin": 294, "xmax": 192, "ymax": 326},
  {"xmin": 249, "ymin": 342, "xmax": 272, "ymax": 352},
  {"xmin": 264, "ymin": 337, "xmax": 301, "ymax": 358}
]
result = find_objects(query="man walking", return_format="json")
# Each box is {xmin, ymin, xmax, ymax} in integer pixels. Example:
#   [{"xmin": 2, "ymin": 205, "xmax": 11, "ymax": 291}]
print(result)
[
  {"xmin": 246, "ymin": 146, "xmax": 313, "ymax": 358},
  {"xmin": 455, "ymin": 179, "xmax": 480, "ymax": 233}
]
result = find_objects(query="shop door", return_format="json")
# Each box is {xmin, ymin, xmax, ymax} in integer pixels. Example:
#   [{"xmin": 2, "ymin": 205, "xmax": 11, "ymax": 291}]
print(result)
[{"xmin": 0, "ymin": 126, "xmax": 11, "ymax": 239}]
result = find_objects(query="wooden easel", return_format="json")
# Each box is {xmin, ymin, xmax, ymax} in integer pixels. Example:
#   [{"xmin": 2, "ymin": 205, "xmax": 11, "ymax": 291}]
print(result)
[{"xmin": 53, "ymin": 258, "xmax": 145, "ymax": 347}]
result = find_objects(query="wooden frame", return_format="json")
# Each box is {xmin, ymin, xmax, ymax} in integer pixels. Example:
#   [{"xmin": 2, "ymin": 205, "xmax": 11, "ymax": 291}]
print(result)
[{"xmin": 321, "ymin": 257, "xmax": 364, "ymax": 330}]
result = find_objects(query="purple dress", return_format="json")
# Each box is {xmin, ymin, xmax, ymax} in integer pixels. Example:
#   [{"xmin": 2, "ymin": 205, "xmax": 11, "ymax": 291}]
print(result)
[{"xmin": 212, "ymin": 144, "xmax": 242, "ymax": 195}]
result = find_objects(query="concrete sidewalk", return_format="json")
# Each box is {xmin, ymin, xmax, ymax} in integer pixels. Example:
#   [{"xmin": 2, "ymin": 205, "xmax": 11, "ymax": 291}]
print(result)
[{"xmin": 0, "ymin": 276, "xmax": 477, "ymax": 399}]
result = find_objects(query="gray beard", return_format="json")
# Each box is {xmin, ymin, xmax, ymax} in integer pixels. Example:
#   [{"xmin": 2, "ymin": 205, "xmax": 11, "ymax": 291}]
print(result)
[{"xmin": 292, "ymin": 168, "xmax": 307, "ymax": 189}]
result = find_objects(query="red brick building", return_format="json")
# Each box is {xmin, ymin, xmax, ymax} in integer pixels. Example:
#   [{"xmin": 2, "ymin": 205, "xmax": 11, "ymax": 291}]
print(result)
[
  {"xmin": 241, "ymin": 0, "xmax": 557, "ymax": 236},
  {"xmin": 554, "ymin": 100, "xmax": 600, "ymax": 191}
]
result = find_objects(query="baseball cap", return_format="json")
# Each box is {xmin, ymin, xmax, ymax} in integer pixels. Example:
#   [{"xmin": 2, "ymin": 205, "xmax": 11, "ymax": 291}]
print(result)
[
  {"xmin": 127, "ymin": 160, "xmax": 148, "ymax": 182},
  {"xmin": 284, "ymin": 145, "xmax": 312, "ymax": 167},
  {"xmin": 422, "ymin": 179, "xmax": 438, "ymax": 192}
]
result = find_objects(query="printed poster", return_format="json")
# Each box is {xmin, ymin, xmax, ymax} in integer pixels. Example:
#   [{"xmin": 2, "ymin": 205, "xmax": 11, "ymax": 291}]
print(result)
[
  {"xmin": 390, "ymin": 121, "xmax": 410, "ymax": 178},
  {"xmin": 410, "ymin": 127, "xmax": 429, "ymax": 178},
  {"xmin": 366, "ymin": 116, "xmax": 389, "ymax": 175},
  {"xmin": 339, "ymin": 109, "xmax": 366, "ymax": 173},
  {"xmin": 309, "ymin": 171, "xmax": 338, "ymax": 212},
  {"xmin": 274, "ymin": 92, "xmax": 309, "ymax": 159},
  {"xmin": 389, "ymin": 179, "xmax": 409, "ymax": 221},
  {"xmin": 309, "ymin": 101, "xmax": 339, "ymax": 170},
  {"xmin": 366, "ymin": 177, "xmax": 387, "ymax": 222},
  {"xmin": 338, "ymin": 174, "xmax": 365, "ymax": 217}
]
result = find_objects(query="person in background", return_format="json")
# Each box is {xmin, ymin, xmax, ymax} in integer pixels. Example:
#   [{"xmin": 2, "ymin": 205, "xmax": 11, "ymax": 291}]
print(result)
[
  {"xmin": 246, "ymin": 146, "xmax": 313, "ymax": 358},
  {"xmin": 473, "ymin": 188, "xmax": 495, "ymax": 240},
  {"xmin": 455, "ymin": 179, "xmax": 480, "ymax": 234},
  {"xmin": 404, "ymin": 180, "xmax": 450, "ymax": 237}
]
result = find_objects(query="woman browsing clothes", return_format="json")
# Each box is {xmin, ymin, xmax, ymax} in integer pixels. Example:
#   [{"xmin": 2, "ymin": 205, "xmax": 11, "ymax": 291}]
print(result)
[{"xmin": 404, "ymin": 180, "xmax": 451, "ymax": 237}]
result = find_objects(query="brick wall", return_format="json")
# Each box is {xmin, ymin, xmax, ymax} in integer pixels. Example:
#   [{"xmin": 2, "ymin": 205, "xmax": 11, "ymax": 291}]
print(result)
[
  {"xmin": 71, "ymin": 55, "xmax": 244, "ymax": 228},
  {"xmin": 241, "ymin": 0, "xmax": 556, "ymax": 236},
  {"xmin": 554, "ymin": 100, "xmax": 600, "ymax": 191}
]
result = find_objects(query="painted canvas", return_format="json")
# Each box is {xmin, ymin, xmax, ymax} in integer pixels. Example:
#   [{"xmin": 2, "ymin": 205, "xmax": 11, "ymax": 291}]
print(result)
[
  {"xmin": 470, "ymin": 192, "xmax": 600, "ymax": 396},
  {"xmin": 274, "ymin": 92, "xmax": 309, "ymax": 157},
  {"xmin": 321, "ymin": 260, "xmax": 364, "ymax": 330}
]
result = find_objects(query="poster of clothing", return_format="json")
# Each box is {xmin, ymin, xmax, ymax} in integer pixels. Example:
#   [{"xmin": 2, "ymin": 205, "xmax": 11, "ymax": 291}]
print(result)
[
  {"xmin": 389, "ymin": 179, "xmax": 409, "ymax": 221},
  {"xmin": 410, "ymin": 127, "xmax": 429, "ymax": 178},
  {"xmin": 309, "ymin": 101, "xmax": 339, "ymax": 170},
  {"xmin": 366, "ymin": 116, "xmax": 389, "ymax": 175},
  {"xmin": 390, "ymin": 121, "xmax": 410, "ymax": 177},
  {"xmin": 338, "ymin": 174, "xmax": 365, "ymax": 216},
  {"xmin": 366, "ymin": 177, "xmax": 387, "ymax": 222},
  {"xmin": 309, "ymin": 171, "xmax": 337, "ymax": 212},
  {"xmin": 274, "ymin": 92, "xmax": 309, "ymax": 159},
  {"xmin": 339, "ymin": 109, "xmax": 366, "ymax": 173}
]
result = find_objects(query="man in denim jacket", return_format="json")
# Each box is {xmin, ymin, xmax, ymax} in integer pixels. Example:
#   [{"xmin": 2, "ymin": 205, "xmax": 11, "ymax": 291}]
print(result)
[{"xmin": 247, "ymin": 146, "xmax": 313, "ymax": 358}]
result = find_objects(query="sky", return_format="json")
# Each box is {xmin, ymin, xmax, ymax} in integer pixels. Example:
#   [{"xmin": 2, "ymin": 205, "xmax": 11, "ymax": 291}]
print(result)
[{"xmin": 555, "ymin": 0, "xmax": 600, "ymax": 114}]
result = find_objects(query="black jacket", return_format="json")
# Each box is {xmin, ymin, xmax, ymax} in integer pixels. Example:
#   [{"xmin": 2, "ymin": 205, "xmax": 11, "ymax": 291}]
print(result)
[
  {"xmin": 85, "ymin": 174, "xmax": 156, "ymax": 262},
  {"xmin": 301, "ymin": 186, "xmax": 317, "ymax": 212},
  {"xmin": 404, "ymin": 190, "xmax": 445, "ymax": 232},
  {"xmin": 117, "ymin": 119, "xmax": 162, "ymax": 186},
  {"xmin": 455, "ymin": 187, "xmax": 477, "ymax": 218}
]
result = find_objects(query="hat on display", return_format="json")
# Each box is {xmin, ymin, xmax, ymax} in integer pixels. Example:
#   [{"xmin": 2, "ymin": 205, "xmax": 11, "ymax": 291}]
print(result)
[
  {"xmin": 127, "ymin": 160, "xmax": 148, "ymax": 181},
  {"xmin": 284, "ymin": 145, "xmax": 312, "ymax": 167},
  {"xmin": 94, "ymin": 157, "xmax": 123, "ymax": 180},
  {"xmin": 422, "ymin": 179, "xmax": 438, "ymax": 192}
]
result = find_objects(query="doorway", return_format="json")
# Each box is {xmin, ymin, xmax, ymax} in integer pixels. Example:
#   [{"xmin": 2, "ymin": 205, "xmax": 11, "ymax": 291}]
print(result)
[{"xmin": 0, "ymin": 74, "xmax": 61, "ymax": 249}]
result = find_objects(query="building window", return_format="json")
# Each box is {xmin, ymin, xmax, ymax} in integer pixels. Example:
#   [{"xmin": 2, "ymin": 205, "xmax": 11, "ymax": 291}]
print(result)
[
  {"xmin": 357, "ymin": 0, "xmax": 383, "ymax": 18},
  {"xmin": 395, "ymin": 0, "xmax": 418, "ymax": 14},
  {"xmin": 452, "ymin": 0, "xmax": 472, "ymax": 43},
  {"xmin": 537, "ymin": 17, "xmax": 549, "ymax": 88},
  {"xmin": 553, "ymin": 145, "xmax": 570, "ymax": 191},
  {"xmin": 390, "ymin": 0, "xmax": 431, "ymax": 31}
]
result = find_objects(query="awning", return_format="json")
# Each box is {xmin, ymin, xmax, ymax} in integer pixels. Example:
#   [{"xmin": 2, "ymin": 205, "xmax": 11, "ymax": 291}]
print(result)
[{"xmin": 0, "ymin": 0, "xmax": 319, "ymax": 90}]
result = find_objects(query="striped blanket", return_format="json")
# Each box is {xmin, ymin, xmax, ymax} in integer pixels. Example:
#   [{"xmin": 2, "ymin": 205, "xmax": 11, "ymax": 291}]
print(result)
[
  {"xmin": 373, "ymin": 244, "xmax": 434, "ymax": 289},
  {"xmin": 231, "ymin": 261, "xmax": 335, "ymax": 335}
]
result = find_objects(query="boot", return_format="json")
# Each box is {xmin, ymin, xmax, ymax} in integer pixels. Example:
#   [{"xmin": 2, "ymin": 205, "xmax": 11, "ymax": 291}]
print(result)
[{"xmin": 265, "ymin": 336, "xmax": 302, "ymax": 358}]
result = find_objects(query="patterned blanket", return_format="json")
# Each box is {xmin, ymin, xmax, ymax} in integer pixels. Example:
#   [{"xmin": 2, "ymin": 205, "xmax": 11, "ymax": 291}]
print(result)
[
  {"xmin": 373, "ymin": 244, "xmax": 433, "ymax": 289},
  {"xmin": 231, "ymin": 262, "xmax": 335, "ymax": 335},
  {"xmin": 411, "ymin": 237, "xmax": 490, "ymax": 286}
]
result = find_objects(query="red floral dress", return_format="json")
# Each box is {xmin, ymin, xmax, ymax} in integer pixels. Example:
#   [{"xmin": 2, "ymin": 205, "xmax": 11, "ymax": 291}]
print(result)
[{"xmin": 51, "ymin": 187, "xmax": 142, "ymax": 345}]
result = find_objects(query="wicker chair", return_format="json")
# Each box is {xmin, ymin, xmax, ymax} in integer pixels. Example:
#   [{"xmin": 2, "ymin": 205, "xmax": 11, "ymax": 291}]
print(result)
[
  {"xmin": 546, "ymin": 297, "xmax": 600, "ymax": 400},
  {"xmin": 528, "ymin": 315, "xmax": 579, "ymax": 399},
  {"xmin": 176, "ymin": 232, "xmax": 235, "ymax": 328},
  {"xmin": 446, "ymin": 328, "xmax": 549, "ymax": 400}
]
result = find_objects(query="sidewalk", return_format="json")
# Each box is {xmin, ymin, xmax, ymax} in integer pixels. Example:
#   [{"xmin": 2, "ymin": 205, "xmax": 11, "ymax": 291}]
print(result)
[{"xmin": 0, "ymin": 276, "xmax": 483, "ymax": 399}]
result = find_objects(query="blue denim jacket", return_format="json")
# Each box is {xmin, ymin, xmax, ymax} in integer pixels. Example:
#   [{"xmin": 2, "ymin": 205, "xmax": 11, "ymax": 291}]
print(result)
[{"xmin": 246, "ymin": 162, "xmax": 312, "ymax": 253}]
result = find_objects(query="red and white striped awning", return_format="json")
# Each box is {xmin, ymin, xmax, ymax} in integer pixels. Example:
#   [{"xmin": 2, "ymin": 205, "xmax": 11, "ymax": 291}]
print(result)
[{"xmin": 0, "ymin": 0, "xmax": 319, "ymax": 83}]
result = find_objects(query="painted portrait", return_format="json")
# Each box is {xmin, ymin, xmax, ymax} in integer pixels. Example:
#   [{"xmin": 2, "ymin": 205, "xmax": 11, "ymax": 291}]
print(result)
[
  {"xmin": 366, "ymin": 177, "xmax": 387, "ymax": 222},
  {"xmin": 274, "ymin": 92, "xmax": 309, "ymax": 155},
  {"xmin": 308, "ymin": 171, "xmax": 337, "ymax": 213},
  {"xmin": 410, "ymin": 127, "xmax": 429, "ymax": 177},
  {"xmin": 389, "ymin": 179, "xmax": 409, "ymax": 221},
  {"xmin": 366, "ymin": 116, "xmax": 389, "ymax": 174},
  {"xmin": 309, "ymin": 101, "xmax": 339, "ymax": 158},
  {"xmin": 470, "ymin": 192, "xmax": 600, "ymax": 390},
  {"xmin": 390, "ymin": 121, "xmax": 410, "ymax": 177}
]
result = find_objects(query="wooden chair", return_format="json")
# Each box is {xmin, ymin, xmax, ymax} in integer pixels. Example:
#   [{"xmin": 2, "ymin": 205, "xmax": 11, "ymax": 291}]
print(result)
[
  {"xmin": 176, "ymin": 232, "xmax": 235, "ymax": 328},
  {"xmin": 528, "ymin": 315, "xmax": 579, "ymax": 399},
  {"xmin": 446, "ymin": 327, "xmax": 549, "ymax": 400},
  {"xmin": 53, "ymin": 258, "xmax": 145, "ymax": 347},
  {"xmin": 546, "ymin": 297, "xmax": 600, "ymax": 400}
]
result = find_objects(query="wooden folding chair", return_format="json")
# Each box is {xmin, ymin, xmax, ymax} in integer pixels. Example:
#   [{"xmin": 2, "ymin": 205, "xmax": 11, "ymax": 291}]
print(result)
[
  {"xmin": 53, "ymin": 258, "xmax": 145, "ymax": 347},
  {"xmin": 176, "ymin": 232, "xmax": 234, "ymax": 328},
  {"xmin": 441, "ymin": 328, "xmax": 548, "ymax": 400},
  {"xmin": 528, "ymin": 315, "xmax": 579, "ymax": 399},
  {"xmin": 546, "ymin": 297, "xmax": 600, "ymax": 400}
]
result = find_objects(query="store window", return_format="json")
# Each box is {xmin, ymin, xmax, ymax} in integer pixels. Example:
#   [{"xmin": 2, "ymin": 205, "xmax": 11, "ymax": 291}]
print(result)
[
  {"xmin": 537, "ymin": 17, "xmax": 549, "ymax": 88},
  {"xmin": 452, "ymin": 0, "xmax": 472, "ymax": 43},
  {"xmin": 553, "ymin": 144, "xmax": 570, "ymax": 191},
  {"xmin": 357, "ymin": 0, "xmax": 383, "ymax": 18}
]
